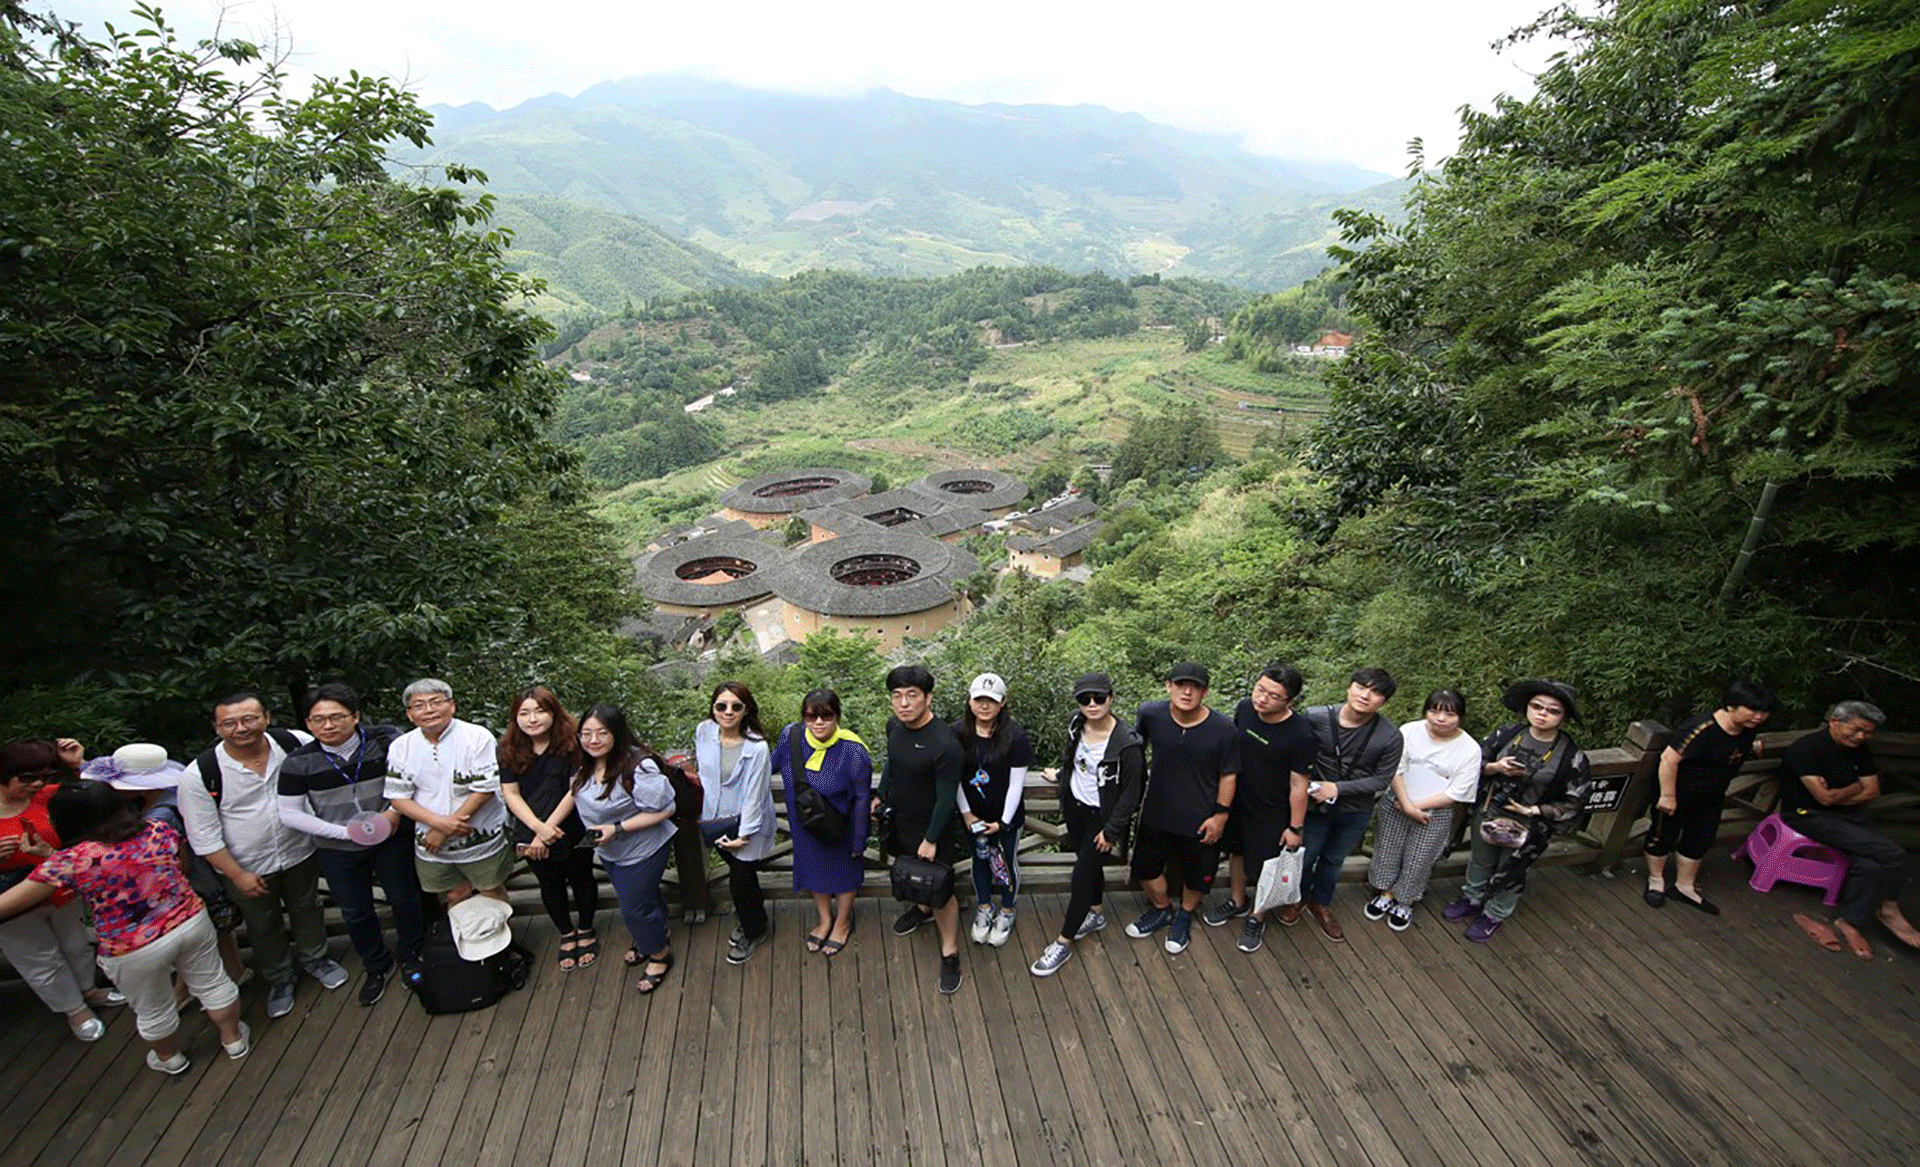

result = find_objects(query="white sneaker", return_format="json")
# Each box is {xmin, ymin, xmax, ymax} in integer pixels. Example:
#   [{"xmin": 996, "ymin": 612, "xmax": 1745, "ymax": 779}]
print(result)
[
  {"xmin": 988, "ymin": 909, "xmax": 1015, "ymax": 948},
  {"xmin": 969, "ymin": 903, "xmax": 996, "ymax": 945},
  {"xmin": 1030, "ymin": 941, "xmax": 1072, "ymax": 977},
  {"xmin": 223, "ymin": 1021, "xmax": 252, "ymax": 1060},
  {"xmin": 146, "ymin": 1050, "xmax": 191, "ymax": 1076}
]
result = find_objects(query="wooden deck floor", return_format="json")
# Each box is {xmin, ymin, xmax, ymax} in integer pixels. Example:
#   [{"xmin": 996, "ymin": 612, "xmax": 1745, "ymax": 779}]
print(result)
[{"xmin": 3, "ymin": 865, "xmax": 1917, "ymax": 1167}]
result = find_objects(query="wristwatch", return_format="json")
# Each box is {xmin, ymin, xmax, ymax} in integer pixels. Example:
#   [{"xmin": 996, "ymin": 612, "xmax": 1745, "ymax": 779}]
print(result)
[{"xmin": 1211, "ymin": 802, "xmax": 1231, "ymax": 817}]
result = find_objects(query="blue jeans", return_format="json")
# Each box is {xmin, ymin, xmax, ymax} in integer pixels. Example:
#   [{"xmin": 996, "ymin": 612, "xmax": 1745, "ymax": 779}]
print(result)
[
  {"xmin": 605, "ymin": 844, "xmax": 674, "ymax": 956},
  {"xmin": 318, "ymin": 831, "xmax": 426, "ymax": 975},
  {"xmin": 969, "ymin": 828, "xmax": 1021, "ymax": 910},
  {"xmin": 1301, "ymin": 809, "xmax": 1371, "ymax": 906}
]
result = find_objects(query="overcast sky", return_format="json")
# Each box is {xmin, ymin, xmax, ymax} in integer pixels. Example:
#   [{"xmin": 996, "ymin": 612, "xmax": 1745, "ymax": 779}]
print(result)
[{"xmin": 49, "ymin": 0, "xmax": 1577, "ymax": 174}]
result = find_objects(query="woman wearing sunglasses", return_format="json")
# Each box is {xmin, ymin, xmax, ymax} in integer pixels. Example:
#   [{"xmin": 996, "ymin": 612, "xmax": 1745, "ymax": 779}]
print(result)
[
  {"xmin": 772, "ymin": 688, "xmax": 871, "ymax": 957},
  {"xmin": 693, "ymin": 681, "xmax": 777, "ymax": 965},
  {"xmin": 1029, "ymin": 673, "xmax": 1144, "ymax": 977}
]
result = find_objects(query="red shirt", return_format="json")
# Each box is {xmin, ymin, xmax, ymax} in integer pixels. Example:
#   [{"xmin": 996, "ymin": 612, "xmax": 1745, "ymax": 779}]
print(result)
[{"xmin": 0, "ymin": 786, "xmax": 75, "ymax": 907}]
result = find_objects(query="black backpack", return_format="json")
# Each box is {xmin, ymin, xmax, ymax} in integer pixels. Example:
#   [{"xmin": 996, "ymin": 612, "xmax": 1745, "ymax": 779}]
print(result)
[
  {"xmin": 414, "ymin": 918, "xmax": 533, "ymax": 1015},
  {"xmin": 194, "ymin": 727, "xmax": 305, "ymax": 800}
]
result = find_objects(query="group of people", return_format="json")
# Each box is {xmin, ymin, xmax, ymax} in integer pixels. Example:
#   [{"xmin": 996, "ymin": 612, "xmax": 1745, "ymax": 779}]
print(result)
[{"xmin": 2, "ymin": 661, "xmax": 1916, "ymax": 1079}]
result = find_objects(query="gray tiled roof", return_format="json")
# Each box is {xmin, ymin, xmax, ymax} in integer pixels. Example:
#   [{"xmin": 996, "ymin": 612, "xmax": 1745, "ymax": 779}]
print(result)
[
  {"xmin": 635, "ymin": 536, "xmax": 794, "ymax": 606},
  {"xmin": 1008, "ymin": 520, "xmax": 1100, "ymax": 558},
  {"xmin": 718, "ymin": 467, "xmax": 872, "ymax": 516},
  {"xmin": 770, "ymin": 531, "xmax": 981, "ymax": 616},
  {"xmin": 906, "ymin": 468, "xmax": 1029, "ymax": 512}
]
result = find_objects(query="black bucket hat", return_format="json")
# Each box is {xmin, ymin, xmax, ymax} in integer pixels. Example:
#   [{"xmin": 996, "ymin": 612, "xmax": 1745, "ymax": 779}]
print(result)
[{"xmin": 1502, "ymin": 679, "xmax": 1580, "ymax": 722}]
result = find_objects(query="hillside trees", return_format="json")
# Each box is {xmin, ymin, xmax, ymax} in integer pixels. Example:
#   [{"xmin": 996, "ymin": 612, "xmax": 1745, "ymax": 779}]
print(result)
[
  {"xmin": 1313, "ymin": 0, "xmax": 1920, "ymax": 724},
  {"xmin": 0, "ymin": 5, "xmax": 638, "ymax": 741}
]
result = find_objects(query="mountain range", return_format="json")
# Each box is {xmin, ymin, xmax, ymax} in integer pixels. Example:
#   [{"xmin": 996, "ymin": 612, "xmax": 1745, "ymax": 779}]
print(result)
[{"xmin": 406, "ymin": 77, "xmax": 1406, "ymax": 313}]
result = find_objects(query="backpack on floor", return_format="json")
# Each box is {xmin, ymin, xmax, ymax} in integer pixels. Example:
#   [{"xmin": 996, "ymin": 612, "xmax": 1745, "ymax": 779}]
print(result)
[{"xmin": 414, "ymin": 919, "xmax": 532, "ymax": 1015}]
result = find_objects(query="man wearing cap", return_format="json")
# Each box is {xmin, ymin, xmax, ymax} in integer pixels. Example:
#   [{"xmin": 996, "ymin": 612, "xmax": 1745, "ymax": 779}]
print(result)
[
  {"xmin": 1443, "ymin": 679, "xmax": 1592, "ymax": 942},
  {"xmin": 177, "ymin": 692, "xmax": 350, "ymax": 1019},
  {"xmin": 1204, "ymin": 664, "xmax": 1316, "ymax": 954},
  {"xmin": 1778, "ymin": 700, "xmax": 1920, "ymax": 960},
  {"xmin": 875, "ymin": 663, "xmax": 969, "ymax": 994},
  {"xmin": 1286, "ymin": 668, "xmax": 1403, "ymax": 942},
  {"xmin": 1124, "ymin": 663, "xmax": 1241, "ymax": 955},
  {"xmin": 385, "ymin": 678, "xmax": 512, "ymax": 909},
  {"xmin": 278, "ymin": 682, "xmax": 426, "ymax": 1006}
]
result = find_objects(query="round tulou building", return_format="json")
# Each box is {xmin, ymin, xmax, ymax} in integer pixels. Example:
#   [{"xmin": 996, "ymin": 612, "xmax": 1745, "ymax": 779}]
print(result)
[
  {"xmin": 718, "ymin": 467, "xmax": 872, "ymax": 528},
  {"xmin": 768, "ymin": 531, "xmax": 981, "ymax": 650},
  {"xmin": 635, "ymin": 535, "xmax": 793, "ymax": 618}
]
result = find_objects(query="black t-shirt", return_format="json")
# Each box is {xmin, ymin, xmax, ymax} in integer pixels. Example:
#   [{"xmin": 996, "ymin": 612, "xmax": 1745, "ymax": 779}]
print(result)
[
  {"xmin": 1668, "ymin": 712, "xmax": 1759, "ymax": 796},
  {"xmin": 883, "ymin": 716, "xmax": 967, "ymax": 843},
  {"xmin": 499, "ymin": 748, "xmax": 585, "ymax": 845},
  {"xmin": 1134, "ymin": 700, "xmax": 1241, "ymax": 835},
  {"xmin": 1778, "ymin": 730, "xmax": 1876, "ymax": 818},
  {"xmin": 955, "ymin": 720, "xmax": 1034, "ymax": 829},
  {"xmin": 1233, "ymin": 698, "xmax": 1316, "ymax": 826}
]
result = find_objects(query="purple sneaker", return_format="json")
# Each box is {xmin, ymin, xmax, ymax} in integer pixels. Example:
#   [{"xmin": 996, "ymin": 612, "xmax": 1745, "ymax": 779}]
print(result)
[
  {"xmin": 1441, "ymin": 897, "xmax": 1482, "ymax": 922},
  {"xmin": 1465, "ymin": 915, "xmax": 1504, "ymax": 943}
]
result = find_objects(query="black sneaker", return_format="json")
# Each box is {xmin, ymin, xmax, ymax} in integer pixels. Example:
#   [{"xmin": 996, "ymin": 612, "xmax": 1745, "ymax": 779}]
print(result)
[
  {"xmin": 938, "ymin": 954, "xmax": 962, "ymax": 995},
  {"xmin": 893, "ymin": 906, "xmax": 931, "ymax": 936},
  {"xmin": 357, "ymin": 967, "xmax": 389, "ymax": 1007},
  {"xmin": 1202, "ymin": 897, "xmax": 1250, "ymax": 927},
  {"xmin": 1237, "ymin": 916, "xmax": 1266, "ymax": 953}
]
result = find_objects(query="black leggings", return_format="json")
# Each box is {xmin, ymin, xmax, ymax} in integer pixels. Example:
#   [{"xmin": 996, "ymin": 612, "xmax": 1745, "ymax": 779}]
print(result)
[
  {"xmin": 1059, "ymin": 799, "xmax": 1110, "ymax": 941},
  {"xmin": 724, "ymin": 852, "xmax": 769, "ymax": 941},
  {"xmin": 528, "ymin": 845, "xmax": 600, "ymax": 933}
]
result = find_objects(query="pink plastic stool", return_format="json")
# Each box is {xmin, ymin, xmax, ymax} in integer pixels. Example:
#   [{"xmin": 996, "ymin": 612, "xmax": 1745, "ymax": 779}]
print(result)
[{"xmin": 1731, "ymin": 813, "xmax": 1850, "ymax": 906}]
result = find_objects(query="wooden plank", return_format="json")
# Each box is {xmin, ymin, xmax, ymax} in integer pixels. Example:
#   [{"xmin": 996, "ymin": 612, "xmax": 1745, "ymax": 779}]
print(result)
[
  {"xmin": 722, "ymin": 903, "xmax": 776, "ymax": 1167},
  {"xmin": 635, "ymin": 913, "xmax": 715, "ymax": 1165},
  {"xmin": 435, "ymin": 926, "xmax": 558, "ymax": 1166},
  {"xmin": 694, "ymin": 911, "xmax": 750, "ymax": 1167},
  {"xmin": 995, "ymin": 896, "xmax": 1110, "ymax": 1166},
  {"xmin": 469, "ymin": 924, "xmax": 577, "ymax": 1167},
  {"xmin": 573, "ymin": 909, "xmax": 652, "ymax": 1166},
  {"xmin": 957, "ymin": 899, "xmax": 1070, "ymax": 1167},
  {"xmin": 508, "ymin": 909, "xmax": 622, "ymax": 1167},
  {"xmin": 761, "ymin": 902, "xmax": 807, "ymax": 1167},
  {"xmin": 872, "ymin": 901, "xmax": 944, "ymax": 1166},
  {"xmin": 918, "ymin": 928, "xmax": 1005, "ymax": 1167}
]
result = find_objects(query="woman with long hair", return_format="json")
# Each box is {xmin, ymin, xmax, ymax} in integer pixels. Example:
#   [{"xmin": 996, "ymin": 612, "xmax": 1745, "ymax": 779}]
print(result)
[
  {"xmin": 0, "ymin": 780, "xmax": 248, "ymax": 1074},
  {"xmin": 954, "ymin": 673, "xmax": 1034, "ymax": 948},
  {"xmin": 499, "ymin": 686, "xmax": 599, "ymax": 970},
  {"xmin": 693, "ymin": 681, "xmax": 778, "ymax": 965},
  {"xmin": 0, "ymin": 738, "xmax": 124, "ymax": 1039},
  {"xmin": 571, "ymin": 705, "xmax": 678, "ymax": 993},
  {"xmin": 772, "ymin": 688, "xmax": 871, "ymax": 957}
]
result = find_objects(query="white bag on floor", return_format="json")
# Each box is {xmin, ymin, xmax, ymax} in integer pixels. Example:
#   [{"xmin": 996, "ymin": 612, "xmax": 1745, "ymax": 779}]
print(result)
[{"xmin": 1253, "ymin": 847, "xmax": 1305, "ymax": 914}]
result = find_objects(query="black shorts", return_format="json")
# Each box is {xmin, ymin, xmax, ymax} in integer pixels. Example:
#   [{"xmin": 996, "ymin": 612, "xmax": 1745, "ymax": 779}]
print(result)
[
  {"xmin": 893, "ymin": 818, "xmax": 961, "ymax": 867},
  {"xmin": 1644, "ymin": 787, "xmax": 1725, "ymax": 860},
  {"xmin": 1129, "ymin": 826, "xmax": 1221, "ymax": 891}
]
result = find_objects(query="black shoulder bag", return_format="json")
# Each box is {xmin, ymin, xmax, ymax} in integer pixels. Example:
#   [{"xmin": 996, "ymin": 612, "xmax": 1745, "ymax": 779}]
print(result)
[{"xmin": 785, "ymin": 726, "xmax": 849, "ymax": 846}]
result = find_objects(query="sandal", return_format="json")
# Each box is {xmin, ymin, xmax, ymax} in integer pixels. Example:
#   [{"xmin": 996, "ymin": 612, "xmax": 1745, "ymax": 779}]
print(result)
[
  {"xmin": 623, "ymin": 946, "xmax": 642, "ymax": 967},
  {"xmin": 558, "ymin": 933, "xmax": 581, "ymax": 972},
  {"xmin": 805, "ymin": 931, "xmax": 827, "ymax": 954},
  {"xmin": 636, "ymin": 952, "xmax": 675, "ymax": 994},
  {"xmin": 575, "ymin": 931, "xmax": 599, "ymax": 968}
]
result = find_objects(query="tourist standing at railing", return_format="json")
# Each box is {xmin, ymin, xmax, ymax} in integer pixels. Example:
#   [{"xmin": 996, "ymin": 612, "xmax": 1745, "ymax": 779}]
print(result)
[
  {"xmin": 497, "ymin": 685, "xmax": 598, "ymax": 973},
  {"xmin": 0, "ymin": 780, "xmax": 251, "ymax": 1075},
  {"xmin": 1642, "ymin": 681, "xmax": 1775, "ymax": 915},
  {"xmin": 1445, "ymin": 680, "xmax": 1592, "ymax": 943},
  {"xmin": 1290, "ymin": 669, "xmax": 1403, "ymax": 942},
  {"xmin": 1203, "ymin": 664, "xmax": 1315, "ymax": 954},
  {"xmin": 1779, "ymin": 701, "xmax": 1920, "ymax": 960},
  {"xmin": 386, "ymin": 679, "xmax": 513, "ymax": 911},
  {"xmin": 0, "ymin": 738, "xmax": 126, "ymax": 1041},
  {"xmin": 695, "ymin": 680, "xmax": 777, "ymax": 965},
  {"xmin": 1125, "ymin": 662, "xmax": 1241, "ymax": 957},
  {"xmin": 574, "ymin": 705, "xmax": 679, "ymax": 993},
  {"xmin": 956, "ymin": 672, "xmax": 1033, "ymax": 950},
  {"xmin": 776, "ymin": 687, "xmax": 872, "ymax": 961},
  {"xmin": 1363, "ymin": 690, "xmax": 1481, "ymax": 933},
  {"xmin": 278, "ymin": 682, "xmax": 426, "ymax": 1005},
  {"xmin": 876, "ymin": 665, "xmax": 966, "ymax": 994},
  {"xmin": 1030, "ymin": 672, "xmax": 1143, "ymax": 978}
]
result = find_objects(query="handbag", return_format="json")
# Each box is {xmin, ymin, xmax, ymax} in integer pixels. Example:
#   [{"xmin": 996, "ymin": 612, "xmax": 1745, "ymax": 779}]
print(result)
[
  {"xmin": 784, "ymin": 726, "xmax": 849, "ymax": 846},
  {"xmin": 1252, "ymin": 847, "xmax": 1304, "ymax": 914},
  {"xmin": 1479, "ymin": 816, "xmax": 1530, "ymax": 849},
  {"xmin": 890, "ymin": 854, "xmax": 955, "ymax": 907},
  {"xmin": 699, "ymin": 815, "xmax": 740, "ymax": 848}
]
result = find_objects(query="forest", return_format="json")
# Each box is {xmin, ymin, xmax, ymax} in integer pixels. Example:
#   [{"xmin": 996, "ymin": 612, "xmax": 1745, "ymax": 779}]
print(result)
[{"xmin": 5, "ymin": 0, "xmax": 1916, "ymax": 760}]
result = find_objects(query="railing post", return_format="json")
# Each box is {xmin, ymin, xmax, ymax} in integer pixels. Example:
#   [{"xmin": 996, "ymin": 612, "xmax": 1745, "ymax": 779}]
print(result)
[{"xmin": 1591, "ymin": 719, "xmax": 1671, "ymax": 876}]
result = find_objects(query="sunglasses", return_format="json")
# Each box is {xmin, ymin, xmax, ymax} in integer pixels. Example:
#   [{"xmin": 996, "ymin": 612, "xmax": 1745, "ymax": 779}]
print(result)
[
  {"xmin": 1075, "ymin": 693, "xmax": 1110, "ymax": 706},
  {"xmin": 713, "ymin": 701, "xmax": 745, "ymax": 713}
]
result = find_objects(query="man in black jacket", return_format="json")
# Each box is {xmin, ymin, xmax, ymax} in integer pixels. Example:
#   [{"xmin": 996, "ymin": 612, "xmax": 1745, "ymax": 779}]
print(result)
[{"xmin": 1284, "ymin": 668, "xmax": 1402, "ymax": 942}]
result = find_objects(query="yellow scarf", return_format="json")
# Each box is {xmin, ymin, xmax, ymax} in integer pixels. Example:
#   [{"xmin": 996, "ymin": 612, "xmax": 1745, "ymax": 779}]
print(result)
[{"xmin": 803, "ymin": 726, "xmax": 865, "ymax": 772}]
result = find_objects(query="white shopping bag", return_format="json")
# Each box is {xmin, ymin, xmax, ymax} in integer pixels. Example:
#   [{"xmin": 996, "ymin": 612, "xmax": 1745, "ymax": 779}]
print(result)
[{"xmin": 1253, "ymin": 847, "xmax": 1305, "ymax": 914}]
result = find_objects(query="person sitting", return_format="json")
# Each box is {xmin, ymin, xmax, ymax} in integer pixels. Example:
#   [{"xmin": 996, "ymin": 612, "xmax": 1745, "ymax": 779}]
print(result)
[{"xmin": 1780, "ymin": 700, "xmax": 1920, "ymax": 960}]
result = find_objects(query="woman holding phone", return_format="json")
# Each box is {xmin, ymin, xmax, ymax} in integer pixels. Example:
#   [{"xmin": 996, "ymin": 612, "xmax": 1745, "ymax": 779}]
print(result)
[{"xmin": 693, "ymin": 681, "xmax": 777, "ymax": 965}]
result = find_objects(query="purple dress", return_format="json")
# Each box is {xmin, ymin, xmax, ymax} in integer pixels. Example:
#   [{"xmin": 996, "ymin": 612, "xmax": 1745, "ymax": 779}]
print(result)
[{"xmin": 774, "ymin": 723, "xmax": 872, "ymax": 895}]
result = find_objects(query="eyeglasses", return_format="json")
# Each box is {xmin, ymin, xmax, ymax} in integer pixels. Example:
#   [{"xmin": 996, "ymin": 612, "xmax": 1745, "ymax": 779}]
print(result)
[
  {"xmin": 1075, "ymin": 693, "xmax": 1110, "ymax": 706},
  {"xmin": 1526, "ymin": 700, "xmax": 1563, "ymax": 714},
  {"xmin": 215, "ymin": 714, "xmax": 264, "ymax": 732},
  {"xmin": 308, "ymin": 713, "xmax": 356, "ymax": 726},
  {"xmin": 713, "ymin": 701, "xmax": 745, "ymax": 713},
  {"xmin": 406, "ymin": 696, "xmax": 452, "ymax": 711}
]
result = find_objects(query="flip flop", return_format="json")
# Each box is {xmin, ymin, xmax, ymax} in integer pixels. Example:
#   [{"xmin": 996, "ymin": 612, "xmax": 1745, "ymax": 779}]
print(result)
[
  {"xmin": 819, "ymin": 938, "xmax": 846, "ymax": 957},
  {"xmin": 1793, "ymin": 913, "xmax": 1843, "ymax": 953},
  {"xmin": 1834, "ymin": 921, "xmax": 1875, "ymax": 962}
]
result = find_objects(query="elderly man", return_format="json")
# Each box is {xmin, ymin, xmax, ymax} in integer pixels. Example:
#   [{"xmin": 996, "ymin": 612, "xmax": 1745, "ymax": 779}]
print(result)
[
  {"xmin": 385, "ymin": 679, "xmax": 512, "ymax": 906},
  {"xmin": 179, "ymin": 692, "xmax": 349, "ymax": 1018},
  {"xmin": 1781, "ymin": 700, "xmax": 1920, "ymax": 960}
]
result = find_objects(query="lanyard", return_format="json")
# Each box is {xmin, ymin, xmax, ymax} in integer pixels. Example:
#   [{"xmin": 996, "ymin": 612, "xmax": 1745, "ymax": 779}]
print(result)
[{"xmin": 319, "ymin": 729, "xmax": 374, "ymax": 814}]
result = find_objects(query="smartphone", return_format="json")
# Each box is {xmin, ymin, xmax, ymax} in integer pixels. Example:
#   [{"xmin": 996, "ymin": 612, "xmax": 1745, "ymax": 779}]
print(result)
[
  {"xmin": 712, "ymin": 835, "xmax": 734, "ymax": 848},
  {"xmin": 969, "ymin": 820, "xmax": 990, "ymax": 834}
]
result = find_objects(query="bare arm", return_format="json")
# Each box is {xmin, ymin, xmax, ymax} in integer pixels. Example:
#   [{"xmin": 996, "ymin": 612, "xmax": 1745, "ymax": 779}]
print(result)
[
  {"xmin": 0, "ymin": 877, "xmax": 55, "ymax": 922},
  {"xmin": 1656, "ymin": 746, "xmax": 1682, "ymax": 811}
]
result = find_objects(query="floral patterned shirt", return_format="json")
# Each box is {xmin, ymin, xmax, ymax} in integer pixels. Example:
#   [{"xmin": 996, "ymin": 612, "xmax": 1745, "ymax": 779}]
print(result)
[{"xmin": 30, "ymin": 820, "xmax": 201, "ymax": 956}]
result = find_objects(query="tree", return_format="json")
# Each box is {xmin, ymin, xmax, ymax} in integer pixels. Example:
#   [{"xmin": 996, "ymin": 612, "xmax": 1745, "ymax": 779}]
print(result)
[{"xmin": 0, "ymin": 5, "xmax": 638, "ymax": 741}]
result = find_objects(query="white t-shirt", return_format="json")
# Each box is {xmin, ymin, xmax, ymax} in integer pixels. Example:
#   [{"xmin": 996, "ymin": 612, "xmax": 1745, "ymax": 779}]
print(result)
[
  {"xmin": 1397, "ymin": 720, "xmax": 1482, "ymax": 805},
  {"xmin": 384, "ymin": 718, "xmax": 507, "ymax": 863},
  {"xmin": 1070, "ymin": 735, "xmax": 1105, "ymax": 808}
]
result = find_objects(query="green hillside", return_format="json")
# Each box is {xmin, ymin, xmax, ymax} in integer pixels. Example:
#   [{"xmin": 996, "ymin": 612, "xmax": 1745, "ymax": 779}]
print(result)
[{"xmin": 490, "ymin": 195, "xmax": 760, "ymax": 315}]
